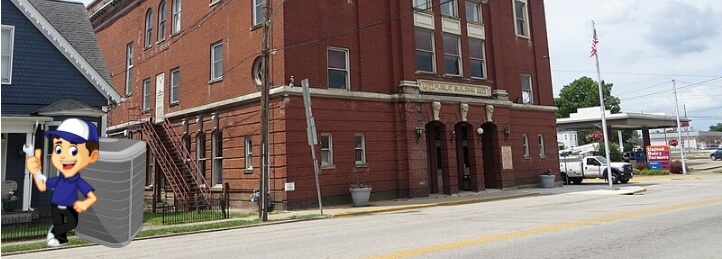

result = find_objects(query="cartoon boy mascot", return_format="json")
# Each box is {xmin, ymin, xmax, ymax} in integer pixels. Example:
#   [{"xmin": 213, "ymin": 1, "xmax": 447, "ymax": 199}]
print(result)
[{"xmin": 25, "ymin": 118, "xmax": 99, "ymax": 247}]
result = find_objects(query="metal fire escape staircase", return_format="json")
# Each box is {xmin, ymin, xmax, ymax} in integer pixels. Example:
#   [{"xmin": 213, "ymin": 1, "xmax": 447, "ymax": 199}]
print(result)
[{"xmin": 139, "ymin": 118, "xmax": 211, "ymax": 210}]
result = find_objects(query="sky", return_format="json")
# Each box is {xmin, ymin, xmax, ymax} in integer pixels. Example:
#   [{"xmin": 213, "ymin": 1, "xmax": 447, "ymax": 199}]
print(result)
[
  {"xmin": 76, "ymin": 0, "xmax": 721, "ymax": 130},
  {"xmin": 544, "ymin": 0, "xmax": 722, "ymax": 131}
]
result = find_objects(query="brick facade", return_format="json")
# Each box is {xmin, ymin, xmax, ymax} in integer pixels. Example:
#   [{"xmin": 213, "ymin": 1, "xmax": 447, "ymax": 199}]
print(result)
[{"xmin": 90, "ymin": 0, "xmax": 560, "ymax": 210}]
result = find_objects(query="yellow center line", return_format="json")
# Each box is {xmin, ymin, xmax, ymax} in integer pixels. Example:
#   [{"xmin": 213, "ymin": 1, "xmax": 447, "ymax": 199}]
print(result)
[{"xmin": 368, "ymin": 198, "xmax": 722, "ymax": 259}]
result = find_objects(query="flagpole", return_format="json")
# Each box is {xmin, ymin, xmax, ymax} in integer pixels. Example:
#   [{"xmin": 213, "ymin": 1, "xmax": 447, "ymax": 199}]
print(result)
[{"xmin": 591, "ymin": 21, "xmax": 614, "ymax": 189}]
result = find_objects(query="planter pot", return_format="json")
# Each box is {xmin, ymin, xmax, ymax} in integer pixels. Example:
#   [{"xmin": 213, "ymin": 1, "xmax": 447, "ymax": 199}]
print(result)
[
  {"xmin": 540, "ymin": 175, "xmax": 555, "ymax": 188},
  {"xmin": 3, "ymin": 200, "xmax": 18, "ymax": 212},
  {"xmin": 349, "ymin": 187, "xmax": 372, "ymax": 207}
]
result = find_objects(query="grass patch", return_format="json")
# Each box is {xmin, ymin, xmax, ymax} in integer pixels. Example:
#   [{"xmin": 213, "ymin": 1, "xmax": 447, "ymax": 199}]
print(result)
[
  {"xmin": 713, "ymin": 170, "xmax": 722, "ymax": 174},
  {"xmin": 287, "ymin": 214, "xmax": 323, "ymax": 220},
  {"xmin": 143, "ymin": 211, "xmax": 255, "ymax": 225},
  {"xmin": 636, "ymin": 169, "xmax": 669, "ymax": 176},
  {"xmin": 1, "ymin": 236, "xmax": 93, "ymax": 254}
]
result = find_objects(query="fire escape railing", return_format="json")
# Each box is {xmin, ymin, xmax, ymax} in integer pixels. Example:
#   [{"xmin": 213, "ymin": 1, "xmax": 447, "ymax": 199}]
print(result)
[{"xmin": 160, "ymin": 117, "xmax": 211, "ymax": 202}]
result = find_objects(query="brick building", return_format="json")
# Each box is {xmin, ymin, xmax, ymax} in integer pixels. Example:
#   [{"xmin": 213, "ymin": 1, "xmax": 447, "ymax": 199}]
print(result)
[{"xmin": 88, "ymin": 0, "xmax": 560, "ymax": 210}]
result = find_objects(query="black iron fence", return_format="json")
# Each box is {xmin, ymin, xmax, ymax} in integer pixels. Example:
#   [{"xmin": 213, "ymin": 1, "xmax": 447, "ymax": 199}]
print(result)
[
  {"xmin": 147, "ymin": 196, "xmax": 230, "ymax": 225},
  {"xmin": 1, "ymin": 218, "xmax": 59, "ymax": 242}
]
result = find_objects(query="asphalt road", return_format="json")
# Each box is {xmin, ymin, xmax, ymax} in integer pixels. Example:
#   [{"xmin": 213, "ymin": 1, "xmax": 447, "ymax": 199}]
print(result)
[{"xmin": 8, "ymin": 175, "xmax": 722, "ymax": 259}]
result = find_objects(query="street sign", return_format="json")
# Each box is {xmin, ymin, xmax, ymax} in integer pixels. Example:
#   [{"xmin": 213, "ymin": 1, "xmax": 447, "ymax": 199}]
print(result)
[{"xmin": 301, "ymin": 78, "xmax": 323, "ymax": 215}]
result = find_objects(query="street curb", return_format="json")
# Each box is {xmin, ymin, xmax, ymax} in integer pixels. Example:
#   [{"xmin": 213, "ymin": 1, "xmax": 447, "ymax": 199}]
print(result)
[
  {"xmin": 330, "ymin": 192, "xmax": 540, "ymax": 218},
  {"xmin": 632, "ymin": 187, "xmax": 647, "ymax": 195}
]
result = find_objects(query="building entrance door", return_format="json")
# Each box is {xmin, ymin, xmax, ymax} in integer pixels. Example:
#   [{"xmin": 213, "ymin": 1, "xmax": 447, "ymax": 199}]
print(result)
[
  {"xmin": 426, "ymin": 122, "xmax": 446, "ymax": 194},
  {"xmin": 155, "ymin": 73, "xmax": 165, "ymax": 123}
]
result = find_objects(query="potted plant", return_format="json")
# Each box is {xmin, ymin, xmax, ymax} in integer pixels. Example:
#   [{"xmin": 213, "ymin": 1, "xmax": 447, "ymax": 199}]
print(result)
[
  {"xmin": 349, "ymin": 182, "xmax": 372, "ymax": 207},
  {"xmin": 2, "ymin": 191, "xmax": 18, "ymax": 212},
  {"xmin": 539, "ymin": 169, "xmax": 555, "ymax": 188}
]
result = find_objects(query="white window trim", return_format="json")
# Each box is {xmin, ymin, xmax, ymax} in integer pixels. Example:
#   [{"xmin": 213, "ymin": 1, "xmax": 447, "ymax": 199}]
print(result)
[
  {"xmin": 321, "ymin": 133, "xmax": 334, "ymax": 166},
  {"xmin": 172, "ymin": 0, "xmax": 182, "ymax": 34},
  {"xmin": 43, "ymin": 121, "xmax": 62, "ymax": 178},
  {"xmin": 142, "ymin": 78, "xmax": 151, "ymax": 110},
  {"xmin": 443, "ymin": 33, "xmax": 462, "ymax": 76},
  {"xmin": 413, "ymin": 0, "xmax": 431, "ymax": 10},
  {"xmin": 513, "ymin": 0, "xmax": 530, "ymax": 38},
  {"xmin": 210, "ymin": 41, "xmax": 223, "ymax": 81},
  {"xmin": 125, "ymin": 43, "xmax": 134, "ymax": 95},
  {"xmin": 157, "ymin": 1, "xmax": 167, "ymax": 42},
  {"xmin": 2, "ymin": 25, "xmax": 15, "ymax": 85},
  {"xmin": 415, "ymin": 28, "xmax": 436, "ymax": 73},
  {"xmin": 469, "ymin": 38, "xmax": 486, "ymax": 79},
  {"xmin": 440, "ymin": 0, "xmax": 458, "ymax": 18},
  {"xmin": 538, "ymin": 134, "xmax": 546, "ymax": 157},
  {"xmin": 244, "ymin": 137, "xmax": 253, "ymax": 171},
  {"xmin": 355, "ymin": 133, "xmax": 367, "ymax": 165},
  {"xmin": 327, "ymin": 47, "xmax": 350, "ymax": 90},
  {"xmin": 252, "ymin": 0, "xmax": 263, "ymax": 27},
  {"xmin": 145, "ymin": 9, "xmax": 153, "ymax": 48},
  {"xmin": 522, "ymin": 134, "xmax": 530, "ymax": 158},
  {"xmin": 170, "ymin": 68, "xmax": 180, "ymax": 104},
  {"xmin": 521, "ymin": 74, "xmax": 533, "ymax": 104},
  {"xmin": 211, "ymin": 130, "xmax": 223, "ymax": 186},
  {"xmin": 196, "ymin": 132, "xmax": 206, "ymax": 183},
  {"xmin": 466, "ymin": 1, "xmax": 482, "ymax": 24}
]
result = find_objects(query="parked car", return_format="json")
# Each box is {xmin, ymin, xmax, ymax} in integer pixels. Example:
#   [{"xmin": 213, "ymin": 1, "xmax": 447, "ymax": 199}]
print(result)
[{"xmin": 712, "ymin": 149, "xmax": 722, "ymax": 161}]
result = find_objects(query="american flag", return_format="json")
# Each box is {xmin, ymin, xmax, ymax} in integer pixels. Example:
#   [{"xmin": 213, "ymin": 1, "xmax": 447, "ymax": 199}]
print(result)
[{"xmin": 590, "ymin": 27, "xmax": 599, "ymax": 57}]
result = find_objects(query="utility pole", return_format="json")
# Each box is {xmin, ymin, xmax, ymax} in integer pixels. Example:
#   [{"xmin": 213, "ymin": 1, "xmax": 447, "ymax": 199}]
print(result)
[
  {"xmin": 672, "ymin": 80, "xmax": 687, "ymax": 175},
  {"xmin": 259, "ymin": 0, "xmax": 271, "ymax": 222}
]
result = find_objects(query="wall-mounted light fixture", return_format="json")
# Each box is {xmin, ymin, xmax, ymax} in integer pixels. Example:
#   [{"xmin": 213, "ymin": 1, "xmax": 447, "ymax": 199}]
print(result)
[
  {"xmin": 415, "ymin": 126, "xmax": 424, "ymax": 142},
  {"xmin": 451, "ymin": 130, "xmax": 456, "ymax": 143},
  {"xmin": 503, "ymin": 126, "xmax": 511, "ymax": 141},
  {"xmin": 476, "ymin": 127, "xmax": 484, "ymax": 136}
]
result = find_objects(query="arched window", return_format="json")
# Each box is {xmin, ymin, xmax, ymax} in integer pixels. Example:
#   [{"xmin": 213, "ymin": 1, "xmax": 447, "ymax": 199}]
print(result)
[
  {"xmin": 157, "ymin": 1, "xmax": 166, "ymax": 41},
  {"xmin": 144, "ymin": 9, "xmax": 153, "ymax": 47},
  {"xmin": 182, "ymin": 133, "xmax": 191, "ymax": 159},
  {"xmin": 211, "ymin": 130, "xmax": 223, "ymax": 185},
  {"xmin": 172, "ymin": 0, "xmax": 182, "ymax": 34},
  {"xmin": 195, "ymin": 132, "xmax": 206, "ymax": 184}
]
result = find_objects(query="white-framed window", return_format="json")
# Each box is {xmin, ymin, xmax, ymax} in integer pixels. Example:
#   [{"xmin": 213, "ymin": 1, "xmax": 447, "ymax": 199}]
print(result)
[
  {"xmin": 43, "ymin": 122, "xmax": 62, "ymax": 178},
  {"xmin": 440, "ymin": 0, "xmax": 457, "ymax": 17},
  {"xmin": 172, "ymin": 0, "xmax": 182, "ymax": 34},
  {"xmin": 522, "ymin": 133, "xmax": 530, "ymax": 158},
  {"xmin": 182, "ymin": 134, "xmax": 191, "ymax": 159},
  {"xmin": 415, "ymin": 28, "xmax": 435, "ymax": 73},
  {"xmin": 157, "ymin": 1, "xmax": 167, "ymax": 41},
  {"xmin": 252, "ymin": 0, "xmax": 263, "ymax": 26},
  {"xmin": 321, "ymin": 134, "xmax": 333, "ymax": 166},
  {"xmin": 211, "ymin": 130, "xmax": 223, "ymax": 185},
  {"xmin": 196, "ymin": 132, "xmax": 206, "ymax": 181},
  {"xmin": 521, "ymin": 74, "xmax": 533, "ymax": 104},
  {"xmin": 210, "ymin": 41, "xmax": 223, "ymax": 80},
  {"xmin": 244, "ymin": 137, "xmax": 253, "ymax": 171},
  {"xmin": 327, "ymin": 48, "xmax": 349, "ymax": 90},
  {"xmin": 355, "ymin": 133, "xmax": 366, "ymax": 165},
  {"xmin": 142, "ymin": 78, "xmax": 151, "ymax": 110},
  {"xmin": 170, "ymin": 68, "xmax": 180, "ymax": 104},
  {"xmin": 538, "ymin": 134, "xmax": 546, "ymax": 157},
  {"xmin": 466, "ymin": 1, "xmax": 481, "ymax": 23},
  {"xmin": 469, "ymin": 38, "xmax": 486, "ymax": 79},
  {"xmin": 125, "ymin": 43, "xmax": 134, "ymax": 95},
  {"xmin": 413, "ymin": 0, "xmax": 430, "ymax": 10},
  {"xmin": 1, "ymin": 25, "xmax": 15, "ymax": 84},
  {"xmin": 443, "ymin": 33, "xmax": 461, "ymax": 76},
  {"xmin": 144, "ymin": 9, "xmax": 153, "ymax": 48},
  {"xmin": 513, "ymin": 0, "xmax": 529, "ymax": 38}
]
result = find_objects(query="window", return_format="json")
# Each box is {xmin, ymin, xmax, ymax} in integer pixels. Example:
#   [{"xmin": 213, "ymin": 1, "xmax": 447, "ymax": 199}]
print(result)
[
  {"xmin": 170, "ymin": 68, "xmax": 180, "ymax": 104},
  {"xmin": 355, "ymin": 133, "xmax": 366, "ymax": 165},
  {"xmin": 182, "ymin": 134, "xmax": 191, "ymax": 159},
  {"xmin": 413, "ymin": 0, "xmax": 430, "ymax": 10},
  {"xmin": 469, "ymin": 38, "xmax": 486, "ymax": 79},
  {"xmin": 513, "ymin": 0, "xmax": 529, "ymax": 37},
  {"xmin": 43, "ymin": 123, "xmax": 61, "ymax": 178},
  {"xmin": 443, "ymin": 34, "xmax": 461, "ymax": 76},
  {"xmin": 125, "ymin": 43, "xmax": 134, "ymax": 95},
  {"xmin": 466, "ymin": 1, "xmax": 481, "ymax": 23},
  {"xmin": 146, "ymin": 151, "xmax": 154, "ymax": 186},
  {"xmin": 252, "ymin": 57, "xmax": 263, "ymax": 86},
  {"xmin": 522, "ymin": 134, "xmax": 530, "ymax": 158},
  {"xmin": 211, "ymin": 130, "xmax": 223, "ymax": 185},
  {"xmin": 244, "ymin": 137, "xmax": 253, "ymax": 170},
  {"xmin": 172, "ymin": 0, "xmax": 182, "ymax": 34},
  {"xmin": 415, "ymin": 28, "xmax": 434, "ymax": 73},
  {"xmin": 252, "ymin": 0, "xmax": 263, "ymax": 26},
  {"xmin": 321, "ymin": 134, "xmax": 333, "ymax": 166},
  {"xmin": 157, "ymin": 1, "xmax": 167, "ymax": 41},
  {"xmin": 142, "ymin": 78, "xmax": 151, "ymax": 110},
  {"xmin": 196, "ymin": 132, "xmax": 206, "ymax": 181},
  {"xmin": 521, "ymin": 74, "xmax": 533, "ymax": 104},
  {"xmin": 144, "ymin": 9, "xmax": 153, "ymax": 47},
  {"xmin": 1, "ymin": 26, "xmax": 15, "ymax": 84},
  {"xmin": 210, "ymin": 41, "xmax": 223, "ymax": 80},
  {"xmin": 327, "ymin": 48, "xmax": 349, "ymax": 90},
  {"xmin": 538, "ymin": 134, "xmax": 546, "ymax": 157},
  {"xmin": 440, "ymin": 0, "xmax": 457, "ymax": 17}
]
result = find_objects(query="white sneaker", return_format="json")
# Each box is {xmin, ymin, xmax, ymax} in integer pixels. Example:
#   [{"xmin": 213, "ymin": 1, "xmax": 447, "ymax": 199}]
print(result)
[
  {"xmin": 46, "ymin": 226, "xmax": 54, "ymax": 241},
  {"xmin": 46, "ymin": 238, "xmax": 66, "ymax": 247}
]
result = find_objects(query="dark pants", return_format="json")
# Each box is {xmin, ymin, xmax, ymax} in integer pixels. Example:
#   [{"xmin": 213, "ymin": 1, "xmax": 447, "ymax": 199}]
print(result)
[{"xmin": 51, "ymin": 205, "xmax": 78, "ymax": 244}]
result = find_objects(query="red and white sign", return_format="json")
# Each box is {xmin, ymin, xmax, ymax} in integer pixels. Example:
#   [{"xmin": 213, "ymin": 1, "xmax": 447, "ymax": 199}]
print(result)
[
  {"xmin": 647, "ymin": 145, "xmax": 671, "ymax": 169},
  {"xmin": 668, "ymin": 139, "xmax": 678, "ymax": 147}
]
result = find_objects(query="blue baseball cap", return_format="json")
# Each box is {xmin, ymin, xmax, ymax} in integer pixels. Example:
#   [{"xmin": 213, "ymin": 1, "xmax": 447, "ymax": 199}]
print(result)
[{"xmin": 45, "ymin": 118, "xmax": 99, "ymax": 143}]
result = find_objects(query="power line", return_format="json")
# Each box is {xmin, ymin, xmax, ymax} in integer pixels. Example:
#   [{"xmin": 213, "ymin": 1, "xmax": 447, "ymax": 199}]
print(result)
[
  {"xmin": 552, "ymin": 69, "xmax": 721, "ymax": 78},
  {"xmin": 619, "ymin": 77, "xmax": 722, "ymax": 101}
]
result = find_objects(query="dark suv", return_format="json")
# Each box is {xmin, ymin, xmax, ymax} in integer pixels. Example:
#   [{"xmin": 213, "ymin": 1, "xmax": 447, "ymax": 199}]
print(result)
[{"xmin": 712, "ymin": 149, "xmax": 722, "ymax": 161}]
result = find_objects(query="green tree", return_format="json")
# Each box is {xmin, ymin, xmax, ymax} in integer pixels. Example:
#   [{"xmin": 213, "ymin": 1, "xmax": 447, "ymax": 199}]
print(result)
[
  {"xmin": 555, "ymin": 76, "xmax": 632, "ymax": 148},
  {"xmin": 594, "ymin": 142, "xmax": 623, "ymax": 162},
  {"xmin": 709, "ymin": 123, "xmax": 722, "ymax": 132}
]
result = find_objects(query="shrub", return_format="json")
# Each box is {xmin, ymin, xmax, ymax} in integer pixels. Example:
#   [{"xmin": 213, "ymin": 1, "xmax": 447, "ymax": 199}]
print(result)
[
  {"xmin": 634, "ymin": 161, "xmax": 648, "ymax": 170},
  {"xmin": 669, "ymin": 160, "xmax": 684, "ymax": 174},
  {"xmin": 637, "ymin": 169, "xmax": 669, "ymax": 176},
  {"xmin": 594, "ymin": 142, "xmax": 623, "ymax": 162}
]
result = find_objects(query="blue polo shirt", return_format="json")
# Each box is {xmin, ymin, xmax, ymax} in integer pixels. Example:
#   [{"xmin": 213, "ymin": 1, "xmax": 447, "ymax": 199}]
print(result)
[{"xmin": 46, "ymin": 173, "xmax": 94, "ymax": 206}]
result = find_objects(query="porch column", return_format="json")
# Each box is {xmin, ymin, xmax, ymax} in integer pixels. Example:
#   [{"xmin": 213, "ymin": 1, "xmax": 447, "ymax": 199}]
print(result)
[{"xmin": 23, "ymin": 133, "xmax": 33, "ymax": 211}]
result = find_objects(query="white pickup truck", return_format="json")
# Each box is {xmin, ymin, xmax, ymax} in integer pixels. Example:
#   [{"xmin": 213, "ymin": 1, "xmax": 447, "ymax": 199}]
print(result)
[{"xmin": 559, "ymin": 155, "xmax": 634, "ymax": 184}]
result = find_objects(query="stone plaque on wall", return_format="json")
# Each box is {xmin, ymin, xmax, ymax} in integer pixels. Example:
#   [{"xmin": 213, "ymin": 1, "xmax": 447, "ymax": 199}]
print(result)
[{"xmin": 501, "ymin": 146, "xmax": 513, "ymax": 169}]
